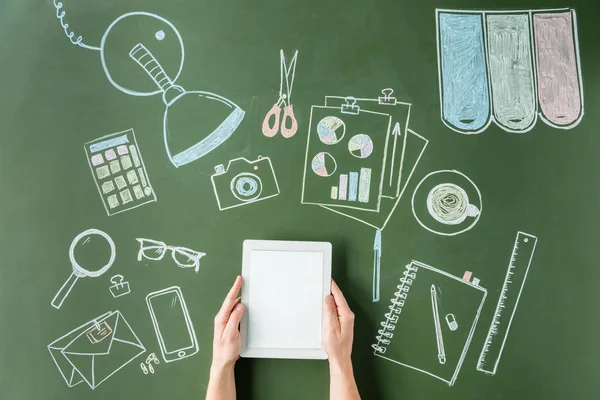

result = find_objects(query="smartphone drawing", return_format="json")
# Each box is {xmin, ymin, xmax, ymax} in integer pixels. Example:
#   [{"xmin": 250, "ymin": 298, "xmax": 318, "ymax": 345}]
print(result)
[{"xmin": 146, "ymin": 286, "xmax": 199, "ymax": 363}]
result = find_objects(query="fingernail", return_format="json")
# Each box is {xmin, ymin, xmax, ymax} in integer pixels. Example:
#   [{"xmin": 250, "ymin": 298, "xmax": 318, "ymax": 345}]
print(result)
[
  {"xmin": 235, "ymin": 303, "xmax": 244, "ymax": 311},
  {"xmin": 325, "ymin": 295, "xmax": 334, "ymax": 304}
]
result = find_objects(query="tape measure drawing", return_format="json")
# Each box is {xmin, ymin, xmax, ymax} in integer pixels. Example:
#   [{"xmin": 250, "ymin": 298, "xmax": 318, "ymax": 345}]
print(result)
[{"xmin": 476, "ymin": 231, "xmax": 538, "ymax": 375}]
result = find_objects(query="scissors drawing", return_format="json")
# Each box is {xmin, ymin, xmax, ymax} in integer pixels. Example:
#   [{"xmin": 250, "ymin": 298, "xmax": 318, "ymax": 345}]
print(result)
[{"xmin": 262, "ymin": 49, "xmax": 299, "ymax": 138}]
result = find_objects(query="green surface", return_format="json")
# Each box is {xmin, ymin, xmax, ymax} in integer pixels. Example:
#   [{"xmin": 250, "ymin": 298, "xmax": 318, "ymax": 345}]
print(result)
[{"xmin": 1, "ymin": 0, "xmax": 600, "ymax": 399}]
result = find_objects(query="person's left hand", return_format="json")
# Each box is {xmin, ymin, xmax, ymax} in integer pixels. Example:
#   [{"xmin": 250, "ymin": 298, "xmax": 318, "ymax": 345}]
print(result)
[{"xmin": 212, "ymin": 275, "xmax": 244, "ymax": 369}]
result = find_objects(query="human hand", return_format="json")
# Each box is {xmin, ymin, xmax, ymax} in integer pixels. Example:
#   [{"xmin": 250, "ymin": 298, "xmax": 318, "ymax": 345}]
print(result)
[
  {"xmin": 212, "ymin": 275, "xmax": 244, "ymax": 370},
  {"xmin": 322, "ymin": 280, "xmax": 355, "ymax": 367}
]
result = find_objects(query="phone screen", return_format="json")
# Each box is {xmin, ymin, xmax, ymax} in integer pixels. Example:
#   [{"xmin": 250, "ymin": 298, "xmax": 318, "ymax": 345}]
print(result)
[{"xmin": 149, "ymin": 291, "xmax": 193, "ymax": 353}]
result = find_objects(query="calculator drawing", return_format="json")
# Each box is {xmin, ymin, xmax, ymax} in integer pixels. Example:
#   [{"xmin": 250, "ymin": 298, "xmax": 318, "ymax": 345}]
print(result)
[{"xmin": 85, "ymin": 129, "xmax": 157, "ymax": 216}]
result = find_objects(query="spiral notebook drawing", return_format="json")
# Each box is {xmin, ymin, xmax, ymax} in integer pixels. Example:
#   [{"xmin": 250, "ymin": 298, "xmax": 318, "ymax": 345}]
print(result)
[{"xmin": 372, "ymin": 261, "xmax": 487, "ymax": 386}]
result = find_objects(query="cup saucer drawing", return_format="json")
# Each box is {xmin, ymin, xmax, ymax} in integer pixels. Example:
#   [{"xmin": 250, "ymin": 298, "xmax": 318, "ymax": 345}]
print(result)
[{"xmin": 411, "ymin": 169, "xmax": 482, "ymax": 236}]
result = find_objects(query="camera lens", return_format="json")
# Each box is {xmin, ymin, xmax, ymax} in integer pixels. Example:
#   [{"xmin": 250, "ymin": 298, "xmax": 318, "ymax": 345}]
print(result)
[{"xmin": 230, "ymin": 173, "xmax": 263, "ymax": 202}]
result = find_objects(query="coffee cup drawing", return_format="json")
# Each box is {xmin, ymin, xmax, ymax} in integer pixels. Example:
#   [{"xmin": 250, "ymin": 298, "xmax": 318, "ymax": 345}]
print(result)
[
  {"xmin": 411, "ymin": 170, "xmax": 483, "ymax": 236},
  {"xmin": 426, "ymin": 183, "xmax": 481, "ymax": 225}
]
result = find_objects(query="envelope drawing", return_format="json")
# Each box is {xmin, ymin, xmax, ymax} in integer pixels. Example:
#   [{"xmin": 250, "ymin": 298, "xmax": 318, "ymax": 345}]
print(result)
[{"xmin": 48, "ymin": 310, "xmax": 146, "ymax": 389}]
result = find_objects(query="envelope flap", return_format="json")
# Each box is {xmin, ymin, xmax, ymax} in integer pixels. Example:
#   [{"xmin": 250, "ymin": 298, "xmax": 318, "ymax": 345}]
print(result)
[
  {"xmin": 63, "ymin": 312, "xmax": 118, "ymax": 355},
  {"xmin": 112, "ymin": 312, "xmax": 145, "ymax": 349}
]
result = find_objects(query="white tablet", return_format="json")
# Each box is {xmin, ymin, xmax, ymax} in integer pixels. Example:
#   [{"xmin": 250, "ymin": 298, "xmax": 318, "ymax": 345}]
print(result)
[{"xmin": 240, "ymin": 240, "xmax": 332, "ymax": 359}]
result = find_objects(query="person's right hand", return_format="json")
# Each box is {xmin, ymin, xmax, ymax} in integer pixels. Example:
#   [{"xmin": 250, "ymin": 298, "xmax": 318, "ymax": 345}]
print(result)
[
  {"xmin": 211, "ymin": 275, "xmax": 245, "ymax": 370},
  {"xmin": 322, "ymin": 280, "xmax": 355, "ymax": 365}
]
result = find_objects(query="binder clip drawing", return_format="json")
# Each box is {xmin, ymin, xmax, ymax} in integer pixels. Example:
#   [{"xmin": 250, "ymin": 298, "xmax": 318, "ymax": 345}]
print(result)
[
  {"xmin": 109, "ymin": 274, "xmax": 131, "ymax": 298},
  {"xmin": 378, "ymin": 88, "xmax": 397, "ymax": 105},
  {"xmin": 141, "ymin": 352, "xmax": 160, "ymax": 375},
  {"xmin": 341, "ymin": 97, "xmax": 360, "ymax": 115}
]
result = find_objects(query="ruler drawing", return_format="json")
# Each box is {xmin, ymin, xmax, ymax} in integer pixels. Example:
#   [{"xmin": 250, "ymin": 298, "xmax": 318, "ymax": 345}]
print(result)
[{"xmin": 476, "ymin": 231, "xmax": 538, "ymax": 375}]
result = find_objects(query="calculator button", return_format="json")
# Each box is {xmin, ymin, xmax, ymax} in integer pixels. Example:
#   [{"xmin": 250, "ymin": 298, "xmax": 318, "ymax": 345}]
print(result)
[
  {"xmin": 121, "ymin": 155, "xmax": 132, "ymax": 170},
  {"xmin": 126, "ymin": 170, "xmax": 139, "ymax": 185},
  {"xmin": 117, "ymin": 145, "xmax": 129, "ymax": 155},
  {"xmin": 144, "ymin": 187, "xmax": 153, "ymax": 196},
  {"xmin": 129, "ymin": 145, "xmax": 141, "ymax": 167},
  {"xmin": 91, "ymin": 154, "xmax": 104, "ymax": 166},
  {"xmin": 101, "ymin": 181, "xmax": 115, "ymax": 194},
  {"xmin": 114, "ymin": 175, "xmax": 127, "ymax": 190},
  {"xmin": 120, "ymin": 189, "xmax": 133, "ymax": 204},
  {"xmin": 107, "ymin": 194, "xmax": 120, "ymax": 209},
  {"xmin": 109, "ymin": 160, "xmax": 121, "ymax": 174},
  {"xmin": 133, "ymin": 185, "xmax": 144, "ymax": 199},
  {"xmin": 138, "ymin": 168, "xmax": 148, "ymax": 187},
  {"xmin": 105, "ymin": 149, "xmax": 117, "ymax": 160},
  {"xmin": 96, "ymin": 166, "xmax": 110, "ymax": 180}
]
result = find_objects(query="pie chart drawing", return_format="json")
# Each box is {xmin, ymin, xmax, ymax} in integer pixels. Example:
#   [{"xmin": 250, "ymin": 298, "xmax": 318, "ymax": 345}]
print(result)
[
  {"xmin": 317, "ymin": 116, "xmax": 346, "ymax": 145},
  {"xmin": 348, "ymin": 134, "xmax": 373, "ymax": 158},
  {"xmin": 311, "ymin": 152, "xmax": 337, "ymax": 177}
]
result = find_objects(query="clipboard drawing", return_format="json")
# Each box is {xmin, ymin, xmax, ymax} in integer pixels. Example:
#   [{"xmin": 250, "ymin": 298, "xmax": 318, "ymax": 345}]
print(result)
[{"xmin": 301, "ymin": 89, "xmax": 429, "ymax": 232}]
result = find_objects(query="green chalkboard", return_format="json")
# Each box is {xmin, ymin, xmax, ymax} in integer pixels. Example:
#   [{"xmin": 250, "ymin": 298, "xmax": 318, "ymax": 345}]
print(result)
[{"xmin": 1, "ymin": 0, "xmax": 600, "ymax": 399}]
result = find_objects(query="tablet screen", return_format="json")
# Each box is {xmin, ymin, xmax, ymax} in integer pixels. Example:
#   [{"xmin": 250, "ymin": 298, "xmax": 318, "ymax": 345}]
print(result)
[{"xmin": 247, "ymin": 250, "xmax": 324, "ymax": 350}]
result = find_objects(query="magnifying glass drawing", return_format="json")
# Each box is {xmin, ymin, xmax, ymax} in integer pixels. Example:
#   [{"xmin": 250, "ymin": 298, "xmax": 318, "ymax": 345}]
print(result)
[{"xmin": 51, "ymin": 229, "xmax": 116, "ymax": 309}]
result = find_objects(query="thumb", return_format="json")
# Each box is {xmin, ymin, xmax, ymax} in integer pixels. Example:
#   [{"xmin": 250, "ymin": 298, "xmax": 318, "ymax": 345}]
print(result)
[
  {"xmin": 324, "ymin": 295, "xmax": 340, "ymax": 329},
  {"xmin": 223, "ymin": 303, "xmax": 245, "ymax": 338}
]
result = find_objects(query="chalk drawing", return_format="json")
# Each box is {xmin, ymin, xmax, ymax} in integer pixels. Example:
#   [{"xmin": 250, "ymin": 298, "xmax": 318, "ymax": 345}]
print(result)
[
  {"xmin": 48, "ymin": 310, "xmax": 146, "ymax": 389},
  {"xmin": 51, "ymin": 229, "xmax": 116, "ymax": 309},
  {"xmin": 141, "ymin": 353, "xmax": 160, "ymax": 375},
  {"xmin": 436, "ymin": 8, "xmax": 583, "ymax": 134},
  {"xmin": 431, "ymin": 285, "xmax": 446, "ymax": 365},
  {"xmin": 262, "ymin": 50, "xmax": 299, "ymax": 138},
  {"xmin": 85, "ymin": 129, "xmax": 156, "ymax": 216},
  {"xmin": 317, "ymin": 91, "xmax": 428, "ymax": 231},
  {"xmin": 301, "ymin": 99, "xmax": 391, "ymax": 212},
  {"xmin": 372, "ymin": 230, "xmax": 382, "ymax": 302},
  {"xmin": 317, "ymin": 116, "xmax": 346, "ymax": 144},
  {"xmin": 477, "ymin": 232, "xmax": 538, "ymax": 375},
  {"xmin": 52, "ymin": 1, "xmax": 101, "ymax": 51},
  {"xmin": 426, "ymin": 183, "xmax": 480, "ymax": 225},
  {"xmin": 486, "ymin": 14, "xmax": 537, "ymax": 132},
  {"xmin": 411, "ymin": 170, "xmax": 482, "ymax": 236},
  {"xmin": 109, "ymin": 274, "xmax": 131, "ymax": 298},
  {"xmin": 533, "ymin": 11, "xmax": 583, "ymax": 128},
  {"xmin": 51, "ymin": 9, "xmax": 245, "ymax": 165},
  {"xmin": 211, "ymin": 156, "xmax": 280, "ymax": 211},
  {"xmin": 372, "ymin": 260, "xmax": 487, "ymax": 386},
  {"xmin": 445, "ymin": 314, "xmax": 458, "ymax": 331},
  {"xmin": 136, "ymin": 238, "xmax": 206, "ymax": 273},
  {"xmin": 128, "ymin": 42, "xmax": 245, "ymax": 167},
  {"xmin": 146, "ymin": 287, "xmax": 199, "ymax": 363},
  {"xmin": 437, "ymin": 12, "xmax": 491, "ymax": 134}
]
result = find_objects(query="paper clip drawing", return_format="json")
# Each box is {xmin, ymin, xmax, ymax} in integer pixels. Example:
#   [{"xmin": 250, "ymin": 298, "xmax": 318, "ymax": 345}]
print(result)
[
  {"xmin": 136, "ymin": 238, "xmax": 206, "ymax": 273},
  {"xmin": 85, "ymin": 129, "xmax": 157, "ymax": 216},
  {"xmin": 211, "ymin": 156, "xmax": 280, "ymax": 211},
  {"xmin": 48, "ymin": 310, "xmax": 146, "ymax": 389},
  {"xmin": 411, "ymin": 170, "xmax": 482, "ymax": 236},
  {"xmin": 302, "ymin": 90, "xmax": 428, "ymax": 231},
  {"xmin": 436, "ymin": 8, "xmax": 583, "ymax": 134},
  {"xmin": 262, "ymin": 50, "xmax": 299, "ymax": 138},
  {"xmin": 477, "ymin": 232, "xmax": 538, "ymax": 375},
  {"xmin": 372, "ymin": 230, "xmax": 382, "ymax": 302},
  {"xmin": 51, "ymin": 229, "xmax": 116, "ymax": 309},
  {"xmin": 109, "ymin": 275, "xmax": 131, "ymax": 298},
  {"xmin": 141, "ymin": 353, "xmax": 160, "ymax": 375},
  {"xmin": 146, "ymin": 287, "xmax": 199, "ymax": 363},
  {"xmin": 52, "ymin": 8, "xmax": 245, "ymax": 167},
  {"xmin": 372, "ymin": 261, "xmax": 487, "ymax": 386},
  {"xmin": 431, "ymin": 285, "xmax": 446, "ymax": 365}
]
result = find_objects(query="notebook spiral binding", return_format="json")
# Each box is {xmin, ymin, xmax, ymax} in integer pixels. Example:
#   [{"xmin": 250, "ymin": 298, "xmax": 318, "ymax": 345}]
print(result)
[{"xmin": 371, "ymin": 263, "xmax": 418, "ymax": 354}]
